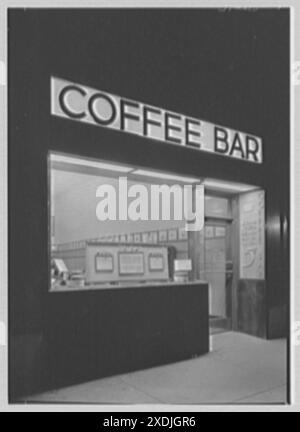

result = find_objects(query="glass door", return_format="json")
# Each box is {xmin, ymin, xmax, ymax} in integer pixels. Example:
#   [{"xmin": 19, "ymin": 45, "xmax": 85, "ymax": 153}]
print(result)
[{"xmin": 204, "ymin": 222, "xmax": 232, "ymax": 334}]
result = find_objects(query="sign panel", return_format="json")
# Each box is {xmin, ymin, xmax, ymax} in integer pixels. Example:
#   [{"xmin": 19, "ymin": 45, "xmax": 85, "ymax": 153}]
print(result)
[
  {"xmin": 149, "ymin": 253, "xmax": 165, "ymax": 271},
  {"xmin": 119, "ymin": 252, "xmax": 144, "ymax": 275},
  {"xmin": 85, "ymin": 244, "xmax": 169, "ymax": 283},
  {"xmin": 51, "ymin": 77, "xmax": 263, "ymax": 163},
  {"xmin": 95, "ymin": 252, "xmax": 114, "ymax": 272},
  {"xmin": 239, "ymin": 190, "xmax": 265, "ymax": 279},
  {"xmin": 174, "ymin": 259, "xmax": 192, "ymax": 272}
]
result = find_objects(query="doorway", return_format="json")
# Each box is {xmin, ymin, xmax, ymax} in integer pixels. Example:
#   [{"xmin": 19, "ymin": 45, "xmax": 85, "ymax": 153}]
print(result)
[{"xmin": 204, "ymin": 220, "xmax": 233, "ymax": 334}]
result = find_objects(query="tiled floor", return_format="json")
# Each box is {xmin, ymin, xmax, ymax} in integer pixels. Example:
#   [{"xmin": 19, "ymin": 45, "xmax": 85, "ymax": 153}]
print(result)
[{"xmin": 25, "ymin": 331, "xmax": 287, "ymax": 405}]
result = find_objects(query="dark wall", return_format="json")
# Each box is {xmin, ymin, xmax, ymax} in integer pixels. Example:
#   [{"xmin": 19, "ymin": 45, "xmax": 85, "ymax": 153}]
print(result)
[
  {"xmin": 8, "ymin": 8, "xmax": 289, "ymax": 397},
  {"xmin": 11, "ymin": 282, "xmax": 209, "ymax": 398}
]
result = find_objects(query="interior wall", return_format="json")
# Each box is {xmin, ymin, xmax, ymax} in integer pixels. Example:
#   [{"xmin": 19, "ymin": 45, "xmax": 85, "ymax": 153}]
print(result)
[{"xmin": 53, "ymin": 169, "xmax": 185, "ymax": 244}]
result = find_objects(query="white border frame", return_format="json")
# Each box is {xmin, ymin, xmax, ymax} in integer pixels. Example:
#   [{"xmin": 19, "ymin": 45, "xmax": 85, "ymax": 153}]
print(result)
[{"xmin": 0, "ymin": 1, "xmax": 298, "ymax": 412}]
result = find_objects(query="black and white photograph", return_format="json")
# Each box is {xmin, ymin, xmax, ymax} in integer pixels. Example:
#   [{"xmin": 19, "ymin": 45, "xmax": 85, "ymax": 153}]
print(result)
[{"xmin": 1, "ymin": 1, "xmax": 300, "ymax": 413}]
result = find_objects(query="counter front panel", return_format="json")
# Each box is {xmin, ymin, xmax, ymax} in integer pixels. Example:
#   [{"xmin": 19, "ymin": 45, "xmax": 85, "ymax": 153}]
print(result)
[{"xmin": 41, "ymin": 281, "xmax": 209, "ymax": 393}]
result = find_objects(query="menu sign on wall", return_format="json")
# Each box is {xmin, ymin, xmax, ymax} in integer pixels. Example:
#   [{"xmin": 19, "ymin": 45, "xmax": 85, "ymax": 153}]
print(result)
[
  {"xmin": 118, "ymin": 252, "xmax": 144, "ymax": 275},
  {"xmin": 239, "ymin": 190, "xmax": 265, "ymax": 279},
  {"xmin": 95, "ymin": 252, "xmax": 114, "ymax": 273}
]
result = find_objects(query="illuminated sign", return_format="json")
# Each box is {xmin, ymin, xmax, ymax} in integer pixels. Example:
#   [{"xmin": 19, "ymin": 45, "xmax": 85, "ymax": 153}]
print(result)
[{"xmin": 51, "ymin": 77, "xmax": 263, "ymax": 163}]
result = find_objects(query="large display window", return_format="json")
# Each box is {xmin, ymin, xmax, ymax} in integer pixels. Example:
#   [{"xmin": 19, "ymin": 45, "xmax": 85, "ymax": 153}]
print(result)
[
  {"xmin": 49, "ymin": 151, "xmax": 265, "ymax": 332},
  {"xmin": 49, "ymin": 152, "xmax": 200, "ymax": 290}
]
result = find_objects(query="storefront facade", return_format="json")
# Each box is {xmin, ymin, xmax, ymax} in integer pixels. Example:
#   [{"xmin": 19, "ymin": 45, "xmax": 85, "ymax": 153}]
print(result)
[{"xmin": 8, "ymin": 9, "xmax": 290, "ymax": 399}]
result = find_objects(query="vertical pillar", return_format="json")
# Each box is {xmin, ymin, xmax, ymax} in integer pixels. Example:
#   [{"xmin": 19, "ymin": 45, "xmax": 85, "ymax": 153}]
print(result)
[{"xmin": 187, "ymin": 184, "xmax": 205, "ymax": 281}]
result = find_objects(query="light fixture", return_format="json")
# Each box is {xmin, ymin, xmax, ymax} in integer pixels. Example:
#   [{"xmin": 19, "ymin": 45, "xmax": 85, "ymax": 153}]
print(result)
[
  {"xmin": 132, "ymin": 169, "xmax": 201, "ymax": 184},
  {"xmin": 50, "ymin": 153, "xmax": 133, "ymax": 173},
  {"xmin": 203, "ymin": 178, "xmax": 257, "ymax": 193}
]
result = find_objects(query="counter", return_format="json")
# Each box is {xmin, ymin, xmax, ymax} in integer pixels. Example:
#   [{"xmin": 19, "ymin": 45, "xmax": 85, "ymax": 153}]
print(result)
[
  {"xmin": 50, "ymin": 279, "xmax": 208, "ymax": 292},
  {"xmin": 42, "ymin": 281, "xmax": 209, "ymax": 393}
]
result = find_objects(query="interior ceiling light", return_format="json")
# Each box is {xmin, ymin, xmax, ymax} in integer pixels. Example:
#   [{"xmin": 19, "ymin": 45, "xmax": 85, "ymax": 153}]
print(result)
[
  {"xmin": 132, "ymin": 169, "xmax": 201, "ymax": 184},
  {"xmin": 50, "ymin": 153, "xmax": 133, "ymax": 173},
  {"xmin": 203, "ymin": 178, "xmax": 257, "ymax": 193}
]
